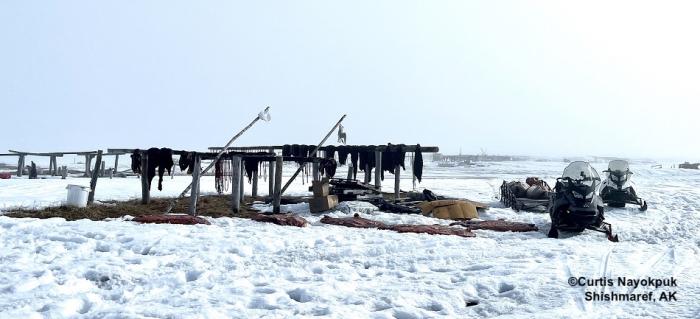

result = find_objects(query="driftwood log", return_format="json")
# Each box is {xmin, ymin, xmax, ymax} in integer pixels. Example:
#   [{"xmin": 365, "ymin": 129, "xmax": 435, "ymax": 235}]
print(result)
[
  {"xmin": 320, "ymin": 214, "xmax": 386, "ymax": 229},
  {"xmin": 391, "ymin": 224, "xmax": 475, "ymax": 238},
  {"xmin": 450, "ymin": 220, "xmax": 538, "ymax": 232},
  {"xmin": 321, "ymin": 214, "xmax": 475, "ymax": 238},
  {"xmin": 251, "ymin": 213, "xmax": 309, "ymax": 227},
  {"xmin": 133, "ymin": 214, "xmax": 211, "ymax": 225}
]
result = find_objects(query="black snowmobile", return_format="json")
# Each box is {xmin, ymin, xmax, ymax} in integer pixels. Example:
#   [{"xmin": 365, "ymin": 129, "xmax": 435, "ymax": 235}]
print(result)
[
  {"xmin": 600, "ymin": 160, "xmax": 648, "ymax": 211},
  {"xmin": 548, "ymin": 161, "xmax": 619, "ymax": 242}
]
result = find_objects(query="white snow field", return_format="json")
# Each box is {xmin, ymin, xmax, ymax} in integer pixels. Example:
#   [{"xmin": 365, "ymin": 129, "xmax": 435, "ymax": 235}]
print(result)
[{"xmin": 0, "ymin": 161, "xmax": 698, "ymax": 318}]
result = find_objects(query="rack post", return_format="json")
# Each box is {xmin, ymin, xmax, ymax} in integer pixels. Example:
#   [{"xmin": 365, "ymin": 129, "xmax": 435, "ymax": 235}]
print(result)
[
  {"xmin": 189, "ymin": 155, "xmax": 201, "ymax": 216},
  {"xmin": 394, "ymin": 165, "xmax": 401, "ymax": 201},
  {"xmin": 140, "ymin": 152, "xmax": 150, "ymax": 204},
  {"xmin": 87, "ymin": 150, "xmax": 103, "ymax": 205},
  {"xmin": 374, "ymin": 150, "xmax": 382, "ymax": 189},
  {"xmin": 273, "ymin": 156, "xmax": 283, "ymax": 213},
  {"xmin": 231, "ymin": 156, "xmax": 242, "ymax": 214}
]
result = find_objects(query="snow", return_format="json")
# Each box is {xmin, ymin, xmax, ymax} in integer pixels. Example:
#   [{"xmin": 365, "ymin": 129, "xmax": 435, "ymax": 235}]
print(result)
[{"xmin": 0, "ymin": 161, "xmax": 699, "ymax": 318}]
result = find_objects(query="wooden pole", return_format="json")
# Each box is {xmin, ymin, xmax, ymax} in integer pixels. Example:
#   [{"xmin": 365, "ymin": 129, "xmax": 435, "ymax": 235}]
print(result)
[
  {"xmin": 394, "ymin": 165, "xmax": 401, "ymax": 202},
  {"xmin": 140, "ymin": 152, "xmax": 150, "ymax": 204},
  {"xmin": 231, "ymin": 156, "xmax": 242, "ymax": 214},
  {"xmin": 273, "ymin": 156, "xmax": 283, "ymax": 213},
  {"xmin": 84, "ymin": 154, "xmax": 91, "ymax": 177},
  {"xmin": 346, "ymin": 163, "xmax": 353, "ymax": 180},
  {"xmin": 17, "ymin": 155, "xmax": 24, "ymax": 177},
  {"xmin": 48, "ymin": 156, "xmax": 55, "ymax": 176},
  {"xmin": 87, "ymin": 150, "xmax": 103, "ymax": 204},
  {"xmin": 280, "ymin": 114, "xmax": 346, "ymax": 195},
  {"xmin": 375, "ymin": 150, "xmax": 382, "ymax": 189},
  {"xmin": 189, "ymin": 155, "xmax": 201, "ymax": 216},
  {"xmin": 61, "ymin": 165, "xmax": 67, "ymax": 179},
  {"xmin": 100, "ymin": 161, "xmax": 106, "ymax": 177}
]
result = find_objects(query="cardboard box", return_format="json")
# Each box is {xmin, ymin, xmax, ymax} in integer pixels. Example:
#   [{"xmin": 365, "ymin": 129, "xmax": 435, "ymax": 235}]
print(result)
[
  {"xmin": 312, "ymin": 180, "xmax": 330, "ymax": 197},
  {"xmin": 309, "ymin": 195, "xmax": 338, "ymax": 213}
]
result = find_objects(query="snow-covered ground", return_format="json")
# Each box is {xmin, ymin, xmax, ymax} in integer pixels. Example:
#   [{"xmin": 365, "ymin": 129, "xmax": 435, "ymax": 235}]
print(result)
[{"xmin": 0, "ymin": 161, "xmax": 698, "ymax": 318}]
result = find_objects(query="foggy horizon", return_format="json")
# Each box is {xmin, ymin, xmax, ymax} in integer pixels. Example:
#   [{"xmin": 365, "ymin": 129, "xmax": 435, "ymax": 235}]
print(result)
[{"xmin": 2, "ymin": 1, "xmax": 699, "ymax": 161}]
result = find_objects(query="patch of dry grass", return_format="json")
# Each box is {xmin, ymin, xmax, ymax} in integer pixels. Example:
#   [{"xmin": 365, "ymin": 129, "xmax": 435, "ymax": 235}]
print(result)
[{"xmin": 5, "ymin": 195, "xmax": 262, "ymax": 221}]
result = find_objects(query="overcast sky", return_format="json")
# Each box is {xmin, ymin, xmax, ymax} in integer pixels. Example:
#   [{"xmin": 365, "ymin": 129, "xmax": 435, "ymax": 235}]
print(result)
[{"xmin": 1, "ymin": 1, "xmax": 698, "ymax": 159}]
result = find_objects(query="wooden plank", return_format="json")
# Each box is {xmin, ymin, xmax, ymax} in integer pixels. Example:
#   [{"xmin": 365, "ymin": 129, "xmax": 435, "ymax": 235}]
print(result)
[
  {"xmin": 394, "ymin": 165, "xmax": 401, "ymax": 201},
  {"xmin": 140, "ymin": 153, "xmax": 150, "ymax": 204},
  {"xmin": 87, "ymin": 150, "xmax": 103, "ymax": 204},
  {"xmin": 375, "ymin": 150, "xmax": 382, "ymax": 189},
  {"xmin": 189, "ymin": 155, "xmax": 201, "ymax": 216},
  {"xmin": 231, "ymin": 156, "xmax": 242, "ymax": 213},
  {"xmin": 273, "ymin": 156, "xmax": 283, "ymax": 213}
]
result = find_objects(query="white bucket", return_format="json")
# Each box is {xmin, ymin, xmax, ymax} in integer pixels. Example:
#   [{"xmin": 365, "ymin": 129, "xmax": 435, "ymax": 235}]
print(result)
[{"xmin": 66, "ymin": 184, "xmax": 91, "ymax": 208}]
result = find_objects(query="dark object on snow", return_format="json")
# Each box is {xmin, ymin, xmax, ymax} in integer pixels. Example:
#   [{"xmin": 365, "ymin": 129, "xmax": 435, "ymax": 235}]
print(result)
[
  {"xmin": 320, "ymin": 214, "xmax": 387, "ymax": 229},
  {"xmin": 678, "ymin": 162, "xmax": 700, "ymax": 169},
  {"xmin": 28, "ymin": 161, "xmax": 38, "ymax": 179},
  {"xmin": 251, "ymin": 213, "xmax": 309, "ymax": 227},
  {"xmin": 390, "ymin": 224, "xmax": 475, "ymax": 238},
  {"xmin": 600, "ymin": 160, "xmax": 647, "ymax": 211},
  {"xmin": 328, "ymin": 178, "xmax": 381, "ymax": 201},
  {"xmin": 367, "ymin": 197, "xmax": 422, "ymax": 214},
  {"xmin": 548, "ymin": 161, "xmax": 618, "ymax": 242},
  {"xmin": 414, "ymin": 144, "xmax": 423, "ymax": 183},
  {"xmin": 450, "ymin": 220, "xmax": 538, "ymax": 232},
  {"xmin": 133, "ymin": 214, "xmax": 210, "ymax": 225}
]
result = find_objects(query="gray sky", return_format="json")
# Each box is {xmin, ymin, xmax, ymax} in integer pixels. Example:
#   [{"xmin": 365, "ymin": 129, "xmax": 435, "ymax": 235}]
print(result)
[{"xmin": 1, "ymin": 1, "xmax": 698, "ymax": 159}]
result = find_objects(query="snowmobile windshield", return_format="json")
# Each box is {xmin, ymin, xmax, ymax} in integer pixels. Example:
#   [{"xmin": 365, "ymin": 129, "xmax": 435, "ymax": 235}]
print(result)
[
  {"xmin": 608, "ymin": 160, "xmax": 629, "ymax": 173},
  {"xmin": 562, "ymin": 161, "xmax": 600, "ymax": 187}
]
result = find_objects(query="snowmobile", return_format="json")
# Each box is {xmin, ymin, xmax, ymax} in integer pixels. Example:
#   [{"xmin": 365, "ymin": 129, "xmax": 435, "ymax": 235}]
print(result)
[
  {"xmin": 548, "ymin": 161, "xmax": 619, "ymax": 242},
  {"xmin": 600, "ymin": 160, "xmax": 648, "ymax": 211}
]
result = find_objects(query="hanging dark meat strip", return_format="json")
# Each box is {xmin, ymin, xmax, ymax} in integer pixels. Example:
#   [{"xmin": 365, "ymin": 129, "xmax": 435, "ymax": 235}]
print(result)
[
  {"xmin": 414, "ymin": 144, "xmax": 423, "ymax": 183},
  {"xmin": 145, "ymin": 148, "xmax": 159, "ymax": 190},
  {"xmin": 337, "ymin": 146, "xmax": 349, "ymax": 166},
  {"xmin": 282, "ymin": 144, "xmax": 292, "ymax": 157},
  {"xmin": 397, "ymin": 144, "xmax": 406, "ymax": 170},
  {"xmin": 244, "ymin": 158, "xmax": 260, "ymax": 183},
  {"xmin": 324, "ymin": 146, "xmax": 336, "ymax": 159},
  {"xmin": 156, "ymin": 148, "xmax": 174, "ymax": 191},
  {"xmin": 130, "ymin": 149, "xmax": 141, "ymax": 174},
  {"xmin": 350, "ymin": 149, "xmax": 359, "ymax": 179}
]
